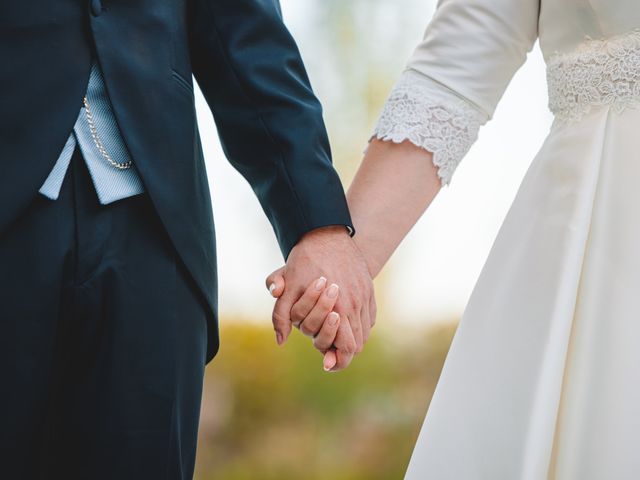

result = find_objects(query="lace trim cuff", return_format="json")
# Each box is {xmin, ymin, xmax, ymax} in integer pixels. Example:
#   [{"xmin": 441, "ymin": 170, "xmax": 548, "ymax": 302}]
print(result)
[{"xmin": 371, "ymin": 70, "xmax": 486, "ymax": 186}]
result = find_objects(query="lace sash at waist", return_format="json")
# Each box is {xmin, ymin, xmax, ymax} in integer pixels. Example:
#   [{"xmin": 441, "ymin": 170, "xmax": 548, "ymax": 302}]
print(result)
[{"xmin": 547, "ymin": 30, "xmax": 640, "ymax": 123}]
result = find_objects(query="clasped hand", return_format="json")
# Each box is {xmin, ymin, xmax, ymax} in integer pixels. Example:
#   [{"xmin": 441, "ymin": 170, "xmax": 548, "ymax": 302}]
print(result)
[{"xmin": 265, "ymin": 226, "xmax": 376, "ymax": 372}]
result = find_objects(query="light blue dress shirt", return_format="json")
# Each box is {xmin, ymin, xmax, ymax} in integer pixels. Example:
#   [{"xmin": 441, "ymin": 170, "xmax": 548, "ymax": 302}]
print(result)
[{"xmin": 39, "ymin": 62, "xmax": 145, "ymax": 204}]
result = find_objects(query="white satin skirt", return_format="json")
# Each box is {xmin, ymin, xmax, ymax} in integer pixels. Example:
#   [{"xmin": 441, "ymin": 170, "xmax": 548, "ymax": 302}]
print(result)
[{"xmin": 405, "ymin": 106, "xmax": 640, "ymax": 479}]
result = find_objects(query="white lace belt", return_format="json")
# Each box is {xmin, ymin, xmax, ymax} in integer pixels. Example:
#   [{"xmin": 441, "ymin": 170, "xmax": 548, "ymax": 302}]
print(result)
[{"xmin": 547, "ymin": 30, "xmax": 640, "ymax": 123}]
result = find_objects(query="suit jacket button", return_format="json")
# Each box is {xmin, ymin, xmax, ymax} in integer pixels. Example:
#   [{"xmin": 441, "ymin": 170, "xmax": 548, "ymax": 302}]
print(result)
[{"xmin": 90, "ymin": 0, "xmax": 102, "ymax": 16}]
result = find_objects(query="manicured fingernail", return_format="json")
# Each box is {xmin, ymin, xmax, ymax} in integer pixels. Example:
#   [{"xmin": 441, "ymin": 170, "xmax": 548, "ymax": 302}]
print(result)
[
  {"xmin": 328, "ymin": 312, "xmax": 339, "ymax": 326},
  {"xmin": 269, "ymin": 283, "xmax": 276, "ymax": 296},
  {"xmin": 314, "ymin": 276, "xmax": 327, "ymax": 291},
  {"xmin": 327, "ymin": 283, "xmax": 339, "ymax": 298},
  {"xmin": 323, "ymin": 359, "xmax": 334, "ymax": 372},
  {"xmin": 276, "ymin": 331, "xmax": 283, "ymax": 345}
]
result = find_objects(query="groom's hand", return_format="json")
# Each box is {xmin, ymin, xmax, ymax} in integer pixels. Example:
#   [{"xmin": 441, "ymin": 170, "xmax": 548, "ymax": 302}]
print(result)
[{"xmin": 267, "ymin": 226, "xmax": 376, "ymax": 371}]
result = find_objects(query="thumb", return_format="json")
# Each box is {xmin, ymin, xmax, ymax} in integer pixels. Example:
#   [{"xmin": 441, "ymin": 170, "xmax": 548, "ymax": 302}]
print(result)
[
  {"xmin": 265, "ymin": 267, "xmax": 286, "ymax": 298},
  {"xmin": 323, "ymin": 349, "xmax": 338, "ymax": 372}
]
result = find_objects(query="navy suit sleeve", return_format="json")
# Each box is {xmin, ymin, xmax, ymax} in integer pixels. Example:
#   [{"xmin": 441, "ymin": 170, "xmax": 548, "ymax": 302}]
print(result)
[{"xmin": 188, "ymin": 0, "xmax": 354, "ymax": 258}]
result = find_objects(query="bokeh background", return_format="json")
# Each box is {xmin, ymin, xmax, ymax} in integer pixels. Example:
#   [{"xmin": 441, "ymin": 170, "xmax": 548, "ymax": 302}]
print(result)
[{"xmin": 193, "ymin": 1, "xmax": 553, "ymax": 478}]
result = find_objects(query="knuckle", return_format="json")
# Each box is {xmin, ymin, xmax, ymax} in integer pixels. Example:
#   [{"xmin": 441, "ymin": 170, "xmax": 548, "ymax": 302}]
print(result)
[
  {"xmin": 290, "ymin": 306, "xmax": 304, "ymax": 323},
  {"xmin": 352, "ymin": 297, "xmax": 363, "ymax": 310},
  {"xmin": 299, "ymin": 322, "xmax": 316, "ymax": 337},
  {"xmin": 349, "ymin": 320, "xmax": 361, "ymax": 335},
  {"xmin": 272, "ymin": 311, "xmax": 287, "ymax": 326},
  {"xmin": 342, "ymin": 343, "xmax": 357, "ymax": 356},
  {"xmin": 313, "ymin": 338, "xmax": 329, "ymax": 351}
]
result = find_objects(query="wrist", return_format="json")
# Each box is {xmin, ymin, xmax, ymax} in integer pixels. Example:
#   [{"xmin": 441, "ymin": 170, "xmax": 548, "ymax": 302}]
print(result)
[
  {"xmin": 352, "ymin": 235, "xmax": 383, "ymax": 279},
  {"xmin": 298, "ymin": 225, "xmax": 352, "ymax": 245}
]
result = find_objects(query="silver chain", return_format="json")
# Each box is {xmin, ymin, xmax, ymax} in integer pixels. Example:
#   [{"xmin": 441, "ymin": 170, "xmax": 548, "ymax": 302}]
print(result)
[{"xmin": 82, "ymin": 95, "xmax": 132, "ymax": 170}]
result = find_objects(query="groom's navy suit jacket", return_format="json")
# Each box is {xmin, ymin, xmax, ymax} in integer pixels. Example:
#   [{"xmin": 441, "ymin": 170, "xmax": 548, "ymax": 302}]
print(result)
[{"xmin": 0, "ymin": 0, "xmax": 353, "ymax": 361}]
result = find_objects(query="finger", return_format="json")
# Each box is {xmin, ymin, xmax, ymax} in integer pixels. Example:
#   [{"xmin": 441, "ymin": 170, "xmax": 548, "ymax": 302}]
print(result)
[
  {"xmin": 313, "ymin": 311, "xmax": 340, "ymax": 352},
  {"xmin": 323, "ymin": 348, "xmax": 338, "ymax": 372},
  {"xmin": 272, "ymin": 291, "xmax": 295, "ymax": 346},
  {"xmin": 290, "ymin": 277, "xmax": 327, "ymax": 326},
  {"xmin": 330, "ymin": 320, "xmax": 357, "ymax": 371},
  {"xmin": 299, "ymin": 283, "xmax": 340, "ymax": 337},
  {"xmin": 265, "ymin": 267, "xmax": 286, "ymax": 298},
  {"xmin": 343, "ymin": 307, "xmax": 364, "ymax": 354},
  {"xmin": 333, "ymin": 347, "xmax": 354, "ymax": 372},
  {"xmin": 361, "ymin": 300, "xmax": 372, "ymax": 345},
  {"xmin": 369, "ymin": 294, "xmax": 377, "ymax": 329},
  {"xmin": 363, "ymin": 294, "xmax": 377, "ymax": 344}
]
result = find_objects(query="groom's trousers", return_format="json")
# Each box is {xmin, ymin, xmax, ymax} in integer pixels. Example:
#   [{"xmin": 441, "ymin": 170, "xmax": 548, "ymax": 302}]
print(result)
[{"xmin": 0, "ymin": 146, "xmax": 209, "ymax": 479}]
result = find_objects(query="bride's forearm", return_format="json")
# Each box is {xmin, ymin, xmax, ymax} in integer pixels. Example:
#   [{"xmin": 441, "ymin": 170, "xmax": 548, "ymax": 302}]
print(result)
[{"xmin": 347, "ymin": 138, "xmax": 442, "ymax": 278}]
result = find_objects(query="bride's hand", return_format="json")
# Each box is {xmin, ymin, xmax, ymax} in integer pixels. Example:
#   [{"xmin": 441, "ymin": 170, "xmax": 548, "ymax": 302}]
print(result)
[{"xmin": 266, "ymin": 269, "xmax": 342, "ymax": 371}]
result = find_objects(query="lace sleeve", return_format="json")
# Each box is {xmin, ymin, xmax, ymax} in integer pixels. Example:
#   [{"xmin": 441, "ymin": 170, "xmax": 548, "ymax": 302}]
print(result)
[{"xmin": 371, "ymin": 69, "xmax": 488, "ymax": 187}]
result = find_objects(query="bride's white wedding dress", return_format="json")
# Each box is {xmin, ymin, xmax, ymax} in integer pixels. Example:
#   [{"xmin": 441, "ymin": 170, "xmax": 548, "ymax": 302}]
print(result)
[{"xmin": 373, "ymin": 1, "xmax": 640, "ymax": 478}]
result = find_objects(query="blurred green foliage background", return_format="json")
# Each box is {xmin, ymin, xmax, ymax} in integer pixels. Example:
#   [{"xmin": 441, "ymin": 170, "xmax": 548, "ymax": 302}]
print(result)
[{"xmin": 195, "ymin": 321, "xmax": 457, "ymax": 479}]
